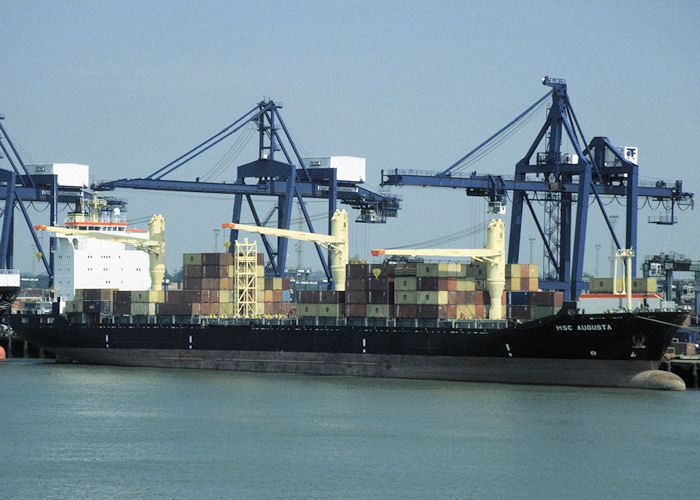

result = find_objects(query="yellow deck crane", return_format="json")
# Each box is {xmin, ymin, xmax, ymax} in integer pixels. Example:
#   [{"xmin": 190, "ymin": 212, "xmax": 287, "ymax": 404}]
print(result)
[
  {"xmin": 222, "ymin": 209, "xmax": 349, "ymax": 291},
  {"xmin": 34, "ymin": 214, "xmax": 166, "ymax": 291},
  {"xmin": 372, "ymin": 218, "xmax": 506, "ymax": 320}
]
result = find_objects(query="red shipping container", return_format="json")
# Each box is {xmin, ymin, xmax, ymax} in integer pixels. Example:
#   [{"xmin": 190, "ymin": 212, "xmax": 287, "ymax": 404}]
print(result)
[
  {"xmin": 345, "ymin": 290, "xmax": 368, "ymax": 304},
  {"xmin": 346, "ymin": 277, "xmax": 368, "ymax": 290},
  {"xmin": 474, "ymin": 291, "xmax": 485, "ymax": 305},
  {"xmin": 418, "ymin": 277, "xmax": 438, "ymax": 291},
  {"xmin": 394, "ymin": 304, "xmax": 417, "ymax": 318},
  {"xmin": 368, "ymin": 290, "xmax": 390, "ymax": 304},
  {"xmin": 319, "ymin": 290, "xmax": 343, "ymax": 304},
  {"xmin": 183, "ymin": 278, "xmax": 202, "ymax": 290},
  {"xmin": 369, "ymin": 276, "xmax": 389, "ymax": 291},
  {"xmin": 417, "ymin": 305, "xmax": 439, "ymax": 318},
  {"xmin": 183, "ymin": 265, "xmax": 203, "ymax": 278},
  {"xmin": 345, "ymin": 304, "xmax": 366, "ymax": 317},
  {"xmin": 257, "ymin": 253, "xmax": 265, "ymax": 265},
  {"xmin": 454, "ymin": 291, "xmax": 467, "ymax": 304},
  {"xmin": 438, "ymin": 278, "xmax": 457, "ymax": 291},
  {"xmin": 298, "ymin": 290, "xmax": 320, "ymax": 303},
  {"xmin": 282, "ymin": 277, "xmax": 291, "ymax": 290},
  {"xmin": 347, "ymin": 263, "xmax": 369, "ymax": 278},
  {"xmin": 113, "ymin": 291, "xmax": 132, "ymax": 302},
  {"xmin": 114, "ymin": 302, "xmax": 131, "ymax": 315},
  {"xmin": 475, "ymin": 304, "xmax": 485, "ymax": 318}
]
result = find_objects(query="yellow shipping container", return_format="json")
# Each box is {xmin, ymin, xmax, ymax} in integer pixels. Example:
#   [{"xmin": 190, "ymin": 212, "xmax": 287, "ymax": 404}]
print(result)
[
  {"xmin": 255, "ymin": 302, "xmax": 265, "ymax": 316},
  {"xmin": 437, "ymin": 262, "xmax": 464, "ymax": 277},
  {"xmin": 508, "ymin": 277, "xmax": 520, "ymax": 291},
  {"xmin": 131, "ymin": 302, "xmax": 156, "ymax": 316},
  {"xmin": 219, "ymin": 290, "xmax": 234, "ymax": 302},
  {"xmin": 219, "ymin": 302, "xmax": 234, "ymax": 316},
  {"xmin": 130, "ymin": 290, "xmax": 165, "ymax": 303},
  {"xmin": 506, "ymin": 264, "xmax": 521, "ymax": 278},
  {"xmin": 528, "ymin": 264, "xmax": 538, "ymax": 278},
  {"xmin": 456, "ymin": 304, "xmax": 476, "ymax": 319},
  {"xmin": 456, "ymin": 279, "xmax": 476, "ymax": 291},
  {"xmin": 417, "ymin": 291, "xmax": 449, "ymax": 305},
  {"xmin": 632, "ymin": 278, "xmax": 657, "ymax": 294},
  {"xmin": 366, "ymin": 304, "xmax": 392, "ymax": 318}
]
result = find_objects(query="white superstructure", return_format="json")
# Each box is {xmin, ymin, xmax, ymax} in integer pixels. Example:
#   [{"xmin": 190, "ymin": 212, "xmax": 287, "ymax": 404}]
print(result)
[{"xmin": 52, "ymin": 198, "xmax": 151, "ymax": 301}]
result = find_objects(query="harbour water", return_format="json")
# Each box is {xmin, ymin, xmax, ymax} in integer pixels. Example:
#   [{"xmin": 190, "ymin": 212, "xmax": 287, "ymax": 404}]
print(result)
[{"xmin": 2, "ymin": 360, "xmax": 699, "ymax": 499}]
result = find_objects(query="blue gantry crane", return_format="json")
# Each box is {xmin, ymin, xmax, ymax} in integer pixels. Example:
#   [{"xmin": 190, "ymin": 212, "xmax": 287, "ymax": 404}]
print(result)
[
  {"xmin": 0, "ymin": 113, "xmax": 68, "ymax": 282},
  {"xmin": 95, "ymin": 100, "xmax": 400, "ymax": 289},
  {"xmin": 382, "ymin": 77, "xmax": 694, "ymax": 301}
]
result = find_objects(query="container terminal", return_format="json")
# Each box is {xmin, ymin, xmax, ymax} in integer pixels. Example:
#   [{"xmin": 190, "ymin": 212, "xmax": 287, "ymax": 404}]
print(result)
[{"xmin": 0, "ymin": 78, "xmax": 697, "ymax": 388}]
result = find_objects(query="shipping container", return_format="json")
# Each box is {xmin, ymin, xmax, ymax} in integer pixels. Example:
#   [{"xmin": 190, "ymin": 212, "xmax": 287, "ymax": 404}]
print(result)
[
  {"xmin": 365, "ymin": 304, "xmax": 392, "ymax": 318},
  {"xmin": 394, "ymin": 304, "xmax": 417, "ymax": 318},
  {"xmin": 183, "ymin": 253, "xmax": 203, "ymax": 266},
  {"xmin": 394, "ymin": 291, "xmax": 417, "ymax": 304},
  {"xmin": 395, "ymin": 277, "xmax": 417, "ymax": 291}
]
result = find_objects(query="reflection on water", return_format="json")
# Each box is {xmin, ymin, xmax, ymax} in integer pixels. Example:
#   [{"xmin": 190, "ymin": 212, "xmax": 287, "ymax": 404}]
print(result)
[{"xmin": 2, "ymin": 360, "xmax": 699, "ymax": 499}]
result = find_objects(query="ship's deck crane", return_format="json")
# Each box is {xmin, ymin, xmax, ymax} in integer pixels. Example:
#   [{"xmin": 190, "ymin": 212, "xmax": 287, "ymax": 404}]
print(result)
[
  {"xmin": 222, "ymin": 209, "xmax": 349, "ymax": 290},
  {"xmin": 94, "ymin": 100, "xmax": 400, "ymax": 282},
  {"xmin": 381, "ymin": 78, "xmax": 694, "ymax": 301},
  {"xmin": 372, "ymin": 218, "xmax": 506, "ymax": 319},
  {"xmin": 34, "ymin": 214, "xmax": 166, "ymax": 291}
]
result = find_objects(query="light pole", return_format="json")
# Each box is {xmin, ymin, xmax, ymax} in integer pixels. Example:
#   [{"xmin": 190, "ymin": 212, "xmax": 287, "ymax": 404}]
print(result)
[{"xmin": 213, "ymin": 229, "xmax": 221, "ymax": 251}]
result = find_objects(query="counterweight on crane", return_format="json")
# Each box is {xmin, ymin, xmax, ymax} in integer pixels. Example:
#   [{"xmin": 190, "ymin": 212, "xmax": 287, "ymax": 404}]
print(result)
[{"xmin": 372, "ymin": 218, "xmax": 506, "ymax": 320}]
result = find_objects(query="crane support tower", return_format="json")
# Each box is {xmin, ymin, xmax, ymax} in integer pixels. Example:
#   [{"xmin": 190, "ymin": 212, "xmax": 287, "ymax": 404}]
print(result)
[
  {"xmin": 381, "ymin": 78, "xmax": 693, "ymax": 300},
  {"xmin": 94, "ymin": 100, "xmax": 400, "ymax": 285},
  {"xmin": 372, "ymin": 218, "xmax": 506, "ymax": 320}
]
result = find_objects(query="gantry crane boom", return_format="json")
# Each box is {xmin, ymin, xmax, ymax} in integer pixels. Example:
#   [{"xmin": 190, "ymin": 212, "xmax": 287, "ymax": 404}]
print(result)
[
  {"xmin": 372, "ymin": 219, "xmax": 506, "ymax": 320},
  {"xmin": 223, "ymin": 209, "xmax": 349, "ymax": 290},
  {"xmin": 34, "ymin": 214, "xmax": 166, "ymax": 291}
]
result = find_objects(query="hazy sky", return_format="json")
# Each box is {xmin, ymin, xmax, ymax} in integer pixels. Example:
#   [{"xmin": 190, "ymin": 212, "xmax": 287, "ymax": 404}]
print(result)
[{"xmin": 2, "ymin": 0, "xmax": 698, "ymax": 277}]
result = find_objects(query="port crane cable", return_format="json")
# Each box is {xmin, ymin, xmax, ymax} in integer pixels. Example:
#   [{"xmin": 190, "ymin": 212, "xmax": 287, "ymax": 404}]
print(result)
[
  {"xmin": 200, "ymin": 127, "xmax": 256, "ymax": 182},
  {"xmin": 440, "ymin": 89, "xmax": 554, "ymax": 176},
  {"xmin": 388, "ymin": 221, "xmax": 490, "ymax": 249},
  {"xmin": 148, "ymin": 103, "xmax": 272, "ymax": 180},
  {"xmin": 449, "ymin": 101, "xmax": 548, "ymax": 175}
]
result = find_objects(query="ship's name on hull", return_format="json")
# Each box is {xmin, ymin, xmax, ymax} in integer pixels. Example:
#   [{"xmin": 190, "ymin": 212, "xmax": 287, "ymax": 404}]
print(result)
[{"xmin": 556, "ymin": 324, "xmax": 613, "ymax": 332}]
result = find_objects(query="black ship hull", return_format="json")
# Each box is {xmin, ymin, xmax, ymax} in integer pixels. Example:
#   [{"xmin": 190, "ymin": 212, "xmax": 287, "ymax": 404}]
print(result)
[{"xmin": 13, "ymin": 309, "xmax": 689, "ymax": 390}]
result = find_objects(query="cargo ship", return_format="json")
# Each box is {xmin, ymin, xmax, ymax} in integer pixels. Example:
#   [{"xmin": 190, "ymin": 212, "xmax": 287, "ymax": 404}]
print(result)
[{"xmin": 11, "ymin": 211, "xmax": 690, "ymax": 390}]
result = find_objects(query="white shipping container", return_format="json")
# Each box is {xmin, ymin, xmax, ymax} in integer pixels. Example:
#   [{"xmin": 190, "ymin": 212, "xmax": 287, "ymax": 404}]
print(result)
[
  {"xmin": 27, "ymin": 163, "xmax": 90, "ymax": 188},
  {"xmin": 302, "ymin": 156, "xmax": 366, "ymax": 182}
]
